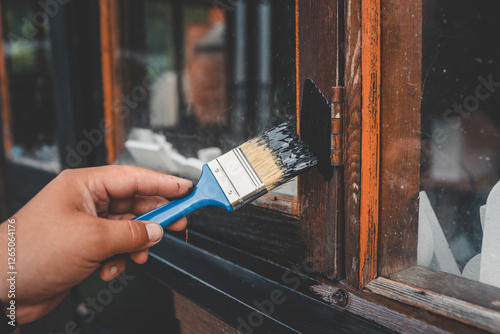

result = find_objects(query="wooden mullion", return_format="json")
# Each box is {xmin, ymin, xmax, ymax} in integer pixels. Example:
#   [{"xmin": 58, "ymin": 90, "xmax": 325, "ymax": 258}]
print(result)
[
  {"xmin": 344, "ymin": 0, "xmax": 363, "ymax": 287},
  {"xmin": 345, "ymin": 0, "xmax": 383, "ymax": 289},
  {"xmin": 99, "ymin": 0, "xmax": 121, "ymax": 163},
  {"xmin": 377, "ymin": 0, "xmax": 422, "ymax": 277},
  {"xmin": 359, "ymin": 0, "xmax": 381, "ymax": 288},
  {"xmin": 297, "ymin": 0, "xmax": 344, "ymax": 279}
]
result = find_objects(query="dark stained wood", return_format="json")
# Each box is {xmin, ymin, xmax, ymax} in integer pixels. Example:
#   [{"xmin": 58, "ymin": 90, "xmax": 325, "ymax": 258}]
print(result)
[
  {"xmin": 50, "ymin": 0, "xmax": 102, "ymax": 169},
  {"xmin": 378, "ymin": 0, "xmax": 422, "ymax": 277},
  {"xmin": 188, "ymin": 205, "xmax": 301, "ymax": 267},
  {"xmin": 297, "ymin": 0, "xmax": 344, "ymax": 279},
  {"xmin": 344, "ymin": 0, "xmax": 363, "ymax": 288},
  {"xmin": 390, "ymin": 266, "xmax": 500, "ymax": 314},
  {"xmin": 366, "ymin": 276, "xmax": 500, "ymax": 333},
  {"xmin": 173, "ymin": 292, "xmax": 241, "ymax": 334},
  {"xmin": 253, "ymin": 195, "xmax": 299, "ymax": 216}
]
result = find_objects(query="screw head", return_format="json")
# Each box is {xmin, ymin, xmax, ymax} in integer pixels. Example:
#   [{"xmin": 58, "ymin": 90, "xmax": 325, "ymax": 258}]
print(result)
[
  {"xmin": 329, "ymin": 289, "xmax": 349, "ymax": 308},
  {"xmin": 215, "ymin": 168, "xmax": 219, "ymax": 172},
  {"xmin": 228, "ymin": 190, "xmax": 233, "ymax": 195}
]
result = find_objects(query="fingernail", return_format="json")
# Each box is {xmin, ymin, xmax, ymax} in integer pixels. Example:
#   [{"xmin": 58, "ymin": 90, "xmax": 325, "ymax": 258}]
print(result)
[
  {"xmin": 146, "ymin": 223, "xmax": 163, "ymax": 243},
  {"xmin": 109, "ymin": 266, "xmax": 118, "ymax": 278}
]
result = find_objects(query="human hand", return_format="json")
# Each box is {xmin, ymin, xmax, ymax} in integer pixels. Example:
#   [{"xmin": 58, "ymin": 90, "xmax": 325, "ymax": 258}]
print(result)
[{"xmin": 0, "ymin": 166, "xmax": 193, "ymax": 324}]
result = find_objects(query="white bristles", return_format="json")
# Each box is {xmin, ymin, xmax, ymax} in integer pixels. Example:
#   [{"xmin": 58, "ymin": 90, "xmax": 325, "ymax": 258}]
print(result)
[{"xmin": 240, "ymin": 138, "xmax": 285, "ymax": 190}]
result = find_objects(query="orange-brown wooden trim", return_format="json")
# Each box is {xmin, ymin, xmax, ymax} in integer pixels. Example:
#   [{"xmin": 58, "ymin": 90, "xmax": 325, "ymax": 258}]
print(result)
[
  {"xmin": 99, "ymin": 0, "xmax": 121, "ymax": 163},
  {"xmin": 359, "ymin": 0, "xmax": 381, "ymax": 287},
  {"xmin": 0, "ymin": 2, "xmax": 13, "ymax": 155}
]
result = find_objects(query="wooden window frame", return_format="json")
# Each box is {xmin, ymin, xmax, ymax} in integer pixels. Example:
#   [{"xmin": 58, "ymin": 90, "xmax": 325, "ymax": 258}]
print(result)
[
  {"xmin": 0, "ymin": 0, "xmax": 495, "ymax": 332},
  {"xmin": 96, "ymin": 0, "xmax": 500, "ymax": 332},
  {"xmin": 343, "ymin": 0, "xmax": 500, "ymax": 332}
]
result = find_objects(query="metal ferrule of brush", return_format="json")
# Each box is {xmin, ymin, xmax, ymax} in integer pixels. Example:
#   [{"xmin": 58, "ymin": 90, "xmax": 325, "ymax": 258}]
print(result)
[{"xmin": 207, "ymin": 147, "xmax": 267, "ymax": 210}]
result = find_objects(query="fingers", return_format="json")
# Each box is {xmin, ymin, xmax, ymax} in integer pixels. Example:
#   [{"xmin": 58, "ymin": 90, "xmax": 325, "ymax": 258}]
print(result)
[
  {"xmin": 130, "ymin": 249, "xmax": 149, "ymax": 264},
  {"xmin": 106, "ymin": 213, "xmax": 135, "ymax": 221},
  {"xmin": 108, "ymin": 195, "xmax": 168, "ymax": 216},
  {"xmin": 84, "ymin": 165, "xmax": 194, "ymax": 201},
  {"xmin": 107, "ymin": 195, "xmax": 188, "ymax": 231},
  {"xmin": 95, "ymin": 218, "xmax": 163, "ymax": 260},
  {"xmin": 166, "ymin": 217, "xmax": 188, "ymax": 231},
  {"xmin": 93, "ymin": 214, "xmax": 185, "ymax": 283},
  {"xmin": 99, "ymin": 256, "xmax": 127, "ymax": 281},
  {"xmin": 99, "ymin": 250, "xmax": 148, "ymax": 281}
]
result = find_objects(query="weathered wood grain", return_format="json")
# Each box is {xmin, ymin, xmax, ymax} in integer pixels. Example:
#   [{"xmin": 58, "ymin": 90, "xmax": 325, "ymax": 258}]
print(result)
[
  {"xmin": 188, "ymin": 206, "xmax": 301, "ymax": 267},
  {"xmin": 390, "ymin": 266, "xmax": 500, "ymax": 314},
  {"xmin": 359, "ymin": 0, "xmax": 381, "ymax": 288},
  {"xmin": 378, "ymin": 0, "xmax": 422, "ymax": 277},
  {"xmin": 297, "ymin": 0, "xmax": 344, "ymax": 279},
  {"xmin": 344, "ymin": 0, "xmax": 363, "ymax": 288},
  {"xmin": 366, "ymin": 276, "xmax": 500, "ymax": 333},
  {"xmin": 311, "ymin": 283, "xmax": 447, "ymax": 334}
]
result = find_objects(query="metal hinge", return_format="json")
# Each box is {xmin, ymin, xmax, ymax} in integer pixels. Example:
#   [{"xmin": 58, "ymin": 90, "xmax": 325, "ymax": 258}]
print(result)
[{"xmin": 331, "ymin": 86, "xmax": 344, "ymax": 166}]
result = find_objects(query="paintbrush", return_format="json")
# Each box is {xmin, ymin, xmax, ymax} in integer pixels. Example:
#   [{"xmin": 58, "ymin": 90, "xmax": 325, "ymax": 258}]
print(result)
[{"xmin": 133, "ymin": 122, "xmax": 317, "ymax": 227}]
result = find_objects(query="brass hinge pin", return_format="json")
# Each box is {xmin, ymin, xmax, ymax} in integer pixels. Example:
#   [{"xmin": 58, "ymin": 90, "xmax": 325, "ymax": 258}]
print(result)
[{"xmin": 331, "ymin": 86, "xmax": 344, "ymax": 166}]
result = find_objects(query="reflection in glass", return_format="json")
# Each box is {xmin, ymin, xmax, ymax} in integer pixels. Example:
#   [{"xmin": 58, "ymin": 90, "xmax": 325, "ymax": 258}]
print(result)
[
  {"xmin": 420, "ymin": 1, "xmax": 500, "ymax": 285},
  {"xmin": 115, "ymin": 0, "xmax": 296, "ymax": 199},
  {"xmin": 1, "ymin": 0, "xmax": 59, "ymax": 169}
]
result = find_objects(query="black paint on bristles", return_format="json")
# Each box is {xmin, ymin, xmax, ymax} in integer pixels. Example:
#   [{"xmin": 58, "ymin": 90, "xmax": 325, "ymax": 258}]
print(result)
[
  {"xmin": 240, "ymin": 122, "xmax": 317, "ymax": 190},
  {"xmin": 299, "ymin": 79, "xmax": 333, "ymax": 180}
]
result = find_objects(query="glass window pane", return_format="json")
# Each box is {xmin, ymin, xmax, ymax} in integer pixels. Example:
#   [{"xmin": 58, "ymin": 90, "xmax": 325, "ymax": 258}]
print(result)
[
  {"xmin": 1, "ymin": 0, "xmax": 59, "ymax": 170},
  {"xmin": 420, "ymin": 1, "xmax": 500, "ymax": 285},
  {"xmin": 112, "ymin": 0, "xmax": 297, "ymax": 201}
]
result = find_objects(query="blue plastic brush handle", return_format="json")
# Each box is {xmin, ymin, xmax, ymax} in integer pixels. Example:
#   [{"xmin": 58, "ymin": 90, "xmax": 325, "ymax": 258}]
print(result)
[{"xmin": 132, "ymin": 164, "xmax": 233, "ymax": 228}]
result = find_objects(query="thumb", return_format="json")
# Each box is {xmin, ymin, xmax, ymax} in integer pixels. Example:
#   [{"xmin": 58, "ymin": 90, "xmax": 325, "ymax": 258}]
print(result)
[{"xmin": 97, "ymin": 218, "xmax": 164, "ymax": 260}]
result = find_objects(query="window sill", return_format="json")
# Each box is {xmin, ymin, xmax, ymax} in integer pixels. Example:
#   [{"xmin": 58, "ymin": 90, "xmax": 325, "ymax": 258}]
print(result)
[
  {"xmin": 143, "ymin": 231, "xmax": 388, "ymax": 333},
  {"xmin": 366, "ymin": 266, "xmax": 500, "ymax": 333}
]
